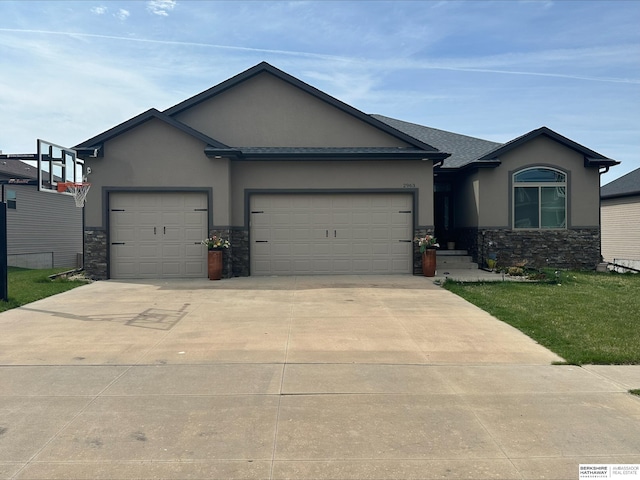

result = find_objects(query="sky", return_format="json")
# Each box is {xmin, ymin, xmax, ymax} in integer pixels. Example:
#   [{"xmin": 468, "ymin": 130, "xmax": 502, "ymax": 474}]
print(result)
[{"xmin": 0, "ymin": 0, "xmax": 638, "ymax": 185}]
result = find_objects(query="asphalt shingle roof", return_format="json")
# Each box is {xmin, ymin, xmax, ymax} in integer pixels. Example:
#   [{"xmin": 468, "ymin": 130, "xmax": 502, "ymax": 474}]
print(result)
[
  {"xmin": 371, "ymin": 114, "xmax": 502, "ymax": 169},
  {"xmin": 0, "ymin": 160, "xmax": 37, "ymax": 179},
  {"xmin": 601, "ymin": 167, "xmax": 640, "ymax": 198}
]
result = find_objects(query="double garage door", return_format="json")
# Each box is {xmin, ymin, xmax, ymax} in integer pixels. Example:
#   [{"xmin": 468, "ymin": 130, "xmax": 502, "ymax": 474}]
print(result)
[
  {"xmin": 250, "ymin": 193, "xmax": 414, "ymax": 275},
  {"xmin": 110, "ymin": 192, "xmax": 208, "ymax": 279},
  {"xmin": 109, "ymin": 192, "xmax": 414, "ymax": 278}
]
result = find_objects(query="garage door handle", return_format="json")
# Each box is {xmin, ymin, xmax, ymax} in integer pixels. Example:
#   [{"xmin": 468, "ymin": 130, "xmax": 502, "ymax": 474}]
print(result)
[
  {"xmin": 112, "ymin": 242, "xmax": 126, "ymax": 245},
  {"xmin": 255, "ymin": 240, "xmax": 268, "ymax": 243},
  {"xmin": 399, "ymin": 240, "xmax": 412, "ymax": 242}
]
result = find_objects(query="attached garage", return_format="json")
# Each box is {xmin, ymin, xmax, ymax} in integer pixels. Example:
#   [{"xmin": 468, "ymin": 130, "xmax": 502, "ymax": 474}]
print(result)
[
  {"xmin": 109, "ymin": 192, "xmax": 208, "ymax": 279},
  {"xmin": 76, "ymin": 63, "xmax": 450, "ymax": 279},
  {"xmin": 250, "ymin": 193, "xmax": 414, "ymax": 275}
]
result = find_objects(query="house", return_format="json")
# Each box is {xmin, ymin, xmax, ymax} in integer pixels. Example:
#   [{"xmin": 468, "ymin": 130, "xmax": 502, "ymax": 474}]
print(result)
[
  {"xmin": 0, "ymin": 160, "xmax": 83, "ymax": 269},
  {"xmin": 74, "ymin": 62, "xmax": 618, "ymax": 280},
  {"xmin": 601, "ymin": 167, "xmax": 640, "ymax": 271}
]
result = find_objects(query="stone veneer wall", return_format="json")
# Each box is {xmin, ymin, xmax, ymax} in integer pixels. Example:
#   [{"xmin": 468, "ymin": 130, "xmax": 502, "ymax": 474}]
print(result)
[
  {"xmin": 83, "ymin": 229, "xmax": 108, "ymax": 280},
  {"xmin": 459, "ymin": 227, "xmax": 600, "ymax": 271},
  {"xmin": 231, "ymin": 228, "xmax": 250, "ymax": 277}
]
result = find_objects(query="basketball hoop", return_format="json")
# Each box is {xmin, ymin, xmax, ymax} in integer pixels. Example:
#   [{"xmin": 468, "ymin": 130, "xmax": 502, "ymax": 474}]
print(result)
[{"xmin": 57, "ymin": 182, "xmax": 91, "ymax": 207}]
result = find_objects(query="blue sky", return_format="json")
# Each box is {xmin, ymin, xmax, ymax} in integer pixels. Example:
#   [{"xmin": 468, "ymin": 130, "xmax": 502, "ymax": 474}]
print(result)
[{"xmin": 0, "ymin": 0, "xmax": 638, "ymax": 185}]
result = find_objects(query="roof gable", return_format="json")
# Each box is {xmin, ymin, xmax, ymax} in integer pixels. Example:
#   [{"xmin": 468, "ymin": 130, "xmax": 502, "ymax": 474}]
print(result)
[
  {"xmin": 74, "ymin": 108, "xmax": 229, "ymax": 155},
  {"xmin": 601, "ymin": 167, "xmax": 640, "ymax": 199},
  {"xmin": 478, "ymin": 126, "xmax": 618, "ymax": 168},
  {"xmin": 164, "ymin": 62, "xmax": 441, "ymax": 152}
]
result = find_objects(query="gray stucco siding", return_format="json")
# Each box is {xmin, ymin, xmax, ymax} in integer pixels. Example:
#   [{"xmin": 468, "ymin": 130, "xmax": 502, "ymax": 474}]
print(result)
[
  {"xmin": 174, "ymin": 72, "xmax": 412, "ymax": 149},
  {"xmin": 230, "ymin": 160, "xmax": 433, "ymax": 228}
]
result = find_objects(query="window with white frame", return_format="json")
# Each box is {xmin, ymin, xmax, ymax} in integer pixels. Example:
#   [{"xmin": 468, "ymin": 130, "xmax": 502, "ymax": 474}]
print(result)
[{"xmin": 513, "ymin": 167, "xmax": 566, "ymax": 229}]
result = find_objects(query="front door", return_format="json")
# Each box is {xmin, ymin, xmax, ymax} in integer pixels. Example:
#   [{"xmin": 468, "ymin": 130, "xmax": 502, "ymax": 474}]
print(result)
[{"xmin": 434, "ymin": 182, "xmax": 453, "ymax": 247}]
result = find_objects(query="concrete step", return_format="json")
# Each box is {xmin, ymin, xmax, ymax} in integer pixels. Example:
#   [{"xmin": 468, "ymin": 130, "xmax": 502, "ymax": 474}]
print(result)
[
  {"xmin": 438, "ymin": 255, "xmax": 473, "ymax": 263},
  {"xmin": 438, "ymin": 261, "xmax": 478, "ymax": 270},
  {"xmin": 435, "ymin": 250, "xmax": 478, "ymax": 269},
  {"xmin": 437, "ymin": 250, "xmax": 469, "ymax": 256}
]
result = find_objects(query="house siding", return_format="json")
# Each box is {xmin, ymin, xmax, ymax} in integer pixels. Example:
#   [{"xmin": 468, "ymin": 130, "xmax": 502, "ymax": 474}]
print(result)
[
  {"xmin": 5, "ymin": 185, "xmax": 82, "ymax": 269},
  {"xmin": 601, "ymin": 196, "xmax": 640, "ymax": 262}
]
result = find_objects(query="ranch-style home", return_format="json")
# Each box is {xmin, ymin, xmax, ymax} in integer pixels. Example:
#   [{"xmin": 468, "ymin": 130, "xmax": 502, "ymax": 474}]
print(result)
[{"xmin": 74, "ymin": 62, "xmax": 618, "ymax": 280}]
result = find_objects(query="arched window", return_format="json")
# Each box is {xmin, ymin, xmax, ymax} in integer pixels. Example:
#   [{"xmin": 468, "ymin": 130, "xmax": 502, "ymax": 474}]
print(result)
[{"xmin": 513, "ymin": 167, "xmax": 566, "ymax": 229}]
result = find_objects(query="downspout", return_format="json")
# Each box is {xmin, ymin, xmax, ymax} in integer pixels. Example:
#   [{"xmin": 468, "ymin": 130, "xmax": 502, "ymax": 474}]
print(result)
[{"xmin": 598, "ymin": 165, "xmax": 611, "ymax": 265}]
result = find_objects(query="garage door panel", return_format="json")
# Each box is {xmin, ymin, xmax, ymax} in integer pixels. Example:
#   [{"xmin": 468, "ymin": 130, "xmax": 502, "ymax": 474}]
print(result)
[
  {"xmin": 391, "ymin": 243, "xmax": 412, "ymax": 255},
  {"xmin": 139, "ymin": 262, "xmax": 159, "ymax": 276},
  {"xmin": 272, "ymin": 243, "xmax": 291, "ymax": 255},
  {"xmin": 138, "ymin": 243, "xmax": 161, "ymax": 258},
  {"xmin": 273, "ymin": 229, "xmax": 292, "ymax": 241},
  {"xmin": 111, "ymin": 226, "xmax": 135, "ymax": 243},
  {"xmin": 185, "ymin": 227, "xmax": 205, "ymax": 243},
  {"xmin": 272, "ymin": 260, "xmax": 292, "ymax": 274},
  {"xmin": 332, "ymin": 212, "xmax": 350, "ymax": 225},
  {"xmin": 250, "ymin": 193, "xmax": 412, "ymax": 276},
  {"xmin": 110, "ymin": 192, "xmax": 208, "ymax": 279},
  {"xmin": 292, "ymin": 244, "xmax": 312, "ymax": 256},
  {"xmin": 185, "ymin": 243, "xmax": 204, "ymax": 257},
  {"xmin": 185, "ymin": 261, "xmax": 205, "ymax": 275}
]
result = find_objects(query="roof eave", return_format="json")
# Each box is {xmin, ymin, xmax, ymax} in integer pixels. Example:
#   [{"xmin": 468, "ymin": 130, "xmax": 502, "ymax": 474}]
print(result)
[
  {"xmin": 436, "ymin": 159, "xmax": 502, "ymax": 172},
  {"xmin": 232, "ymin": 151, "xmax": 450, "ymax": 161},
  {"xmin": 585, "ymin": 157, "xmax": 620, "ymax": 168},
  {"xmin": 601, "ymin": 190, "xmax": 640, "ymax": 200}
]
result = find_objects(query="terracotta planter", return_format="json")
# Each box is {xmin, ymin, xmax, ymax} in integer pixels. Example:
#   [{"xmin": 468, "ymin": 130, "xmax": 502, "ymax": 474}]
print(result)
[
  {"xmin": 207, "ymin": 249, "xmax": 223, "ymax": 280},
  {"xmin": 422, "ymin": 248, "xmax": 437, "ymax": 277}
]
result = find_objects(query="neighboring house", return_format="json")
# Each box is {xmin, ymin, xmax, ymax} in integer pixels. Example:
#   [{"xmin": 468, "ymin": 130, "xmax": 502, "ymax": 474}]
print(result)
[
  {"xmin": 0, "ymin": 160, "xmax": 83, "ymax": 269},
  {"xmin": 601, "ymin": 167, "xmax": 640, "ymax": 271},
  {"xmin": 74, "ymin": 62, "xmax": 618, "ymax": 280}
]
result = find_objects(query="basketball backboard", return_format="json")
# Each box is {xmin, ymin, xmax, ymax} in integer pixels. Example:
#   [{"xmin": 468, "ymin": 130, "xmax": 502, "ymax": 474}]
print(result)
[{"xmin": 37, "ymin": 139, "xmax": 84, "ymax": 193}]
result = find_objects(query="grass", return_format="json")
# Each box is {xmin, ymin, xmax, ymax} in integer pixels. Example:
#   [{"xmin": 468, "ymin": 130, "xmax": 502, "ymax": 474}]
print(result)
[
  {"xmin": 0, "ymin": 267, "xmax": 89, "ymax": 312},
  {"xmin": 444, "ymin": 270, "xmax": 640, "ymax": 365}
]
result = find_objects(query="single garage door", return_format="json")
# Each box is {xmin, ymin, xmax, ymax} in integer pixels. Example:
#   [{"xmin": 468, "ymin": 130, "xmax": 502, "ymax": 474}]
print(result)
[
  {"xmin": 110, "ymin": 192, "xmax": 208, "ymax": 278},
  {"xmin": 250, "ymin": 193, "xmax": 413, "ymax": 275}
]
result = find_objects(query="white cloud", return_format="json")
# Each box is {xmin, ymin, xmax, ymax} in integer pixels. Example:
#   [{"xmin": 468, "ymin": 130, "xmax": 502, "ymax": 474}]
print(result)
[
  {"xmin": 114, "ymin": 9, "xmax": 130, "ymax": 21},
  {"xmin": 147, "ymin": 0, "xmax": 177, "ymax": 17},
  {"xmin": 90, "ymin": 6, "xmax": 107, "ymax": 15}
]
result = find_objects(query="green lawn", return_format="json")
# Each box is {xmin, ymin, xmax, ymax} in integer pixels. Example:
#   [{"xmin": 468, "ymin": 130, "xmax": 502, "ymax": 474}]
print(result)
[
  {"xmin": 444, "ymin": 271, "xmax": 640, "ymax": 365},
  {"xmin": 0, "ymin": 267, "xmax": 89, "ymax": 312}
]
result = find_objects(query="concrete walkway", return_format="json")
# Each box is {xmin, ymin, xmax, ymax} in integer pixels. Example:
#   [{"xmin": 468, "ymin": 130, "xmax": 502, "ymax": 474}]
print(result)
[{"xmin": 1, "ymin": 275, "xmax": 639, "ymax": 479}]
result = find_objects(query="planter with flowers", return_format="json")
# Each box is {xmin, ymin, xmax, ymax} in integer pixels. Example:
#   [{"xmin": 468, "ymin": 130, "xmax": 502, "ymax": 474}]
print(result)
[
  {"xmin": 202, "ymin": 235, "xmax": 230, "ymax": 280},
  {"xmin": 415, "ymin": 234, "xmax": 439, "ymax": 277}
]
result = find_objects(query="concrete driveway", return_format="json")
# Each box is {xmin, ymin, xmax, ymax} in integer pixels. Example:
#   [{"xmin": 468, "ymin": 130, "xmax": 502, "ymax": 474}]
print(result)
[{"xmin": 1, "ymin": 275, "xmax": 639, "ymax": 479}]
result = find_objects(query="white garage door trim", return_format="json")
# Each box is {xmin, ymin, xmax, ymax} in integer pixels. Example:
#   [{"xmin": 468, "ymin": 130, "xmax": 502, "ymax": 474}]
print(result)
[
  {"xmin": 109, "ymin": 191, "xmax": 209, "ymax": 279},
  {"xmin": 250, "ymin": 193, "xmax": 414, "ymax": 275}
]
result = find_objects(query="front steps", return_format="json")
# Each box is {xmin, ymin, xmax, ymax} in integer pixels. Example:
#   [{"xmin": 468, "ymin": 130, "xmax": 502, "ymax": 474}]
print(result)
[{"xmin": 436, "ymin": 250, "xmax": 478, "ymax": 270}]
